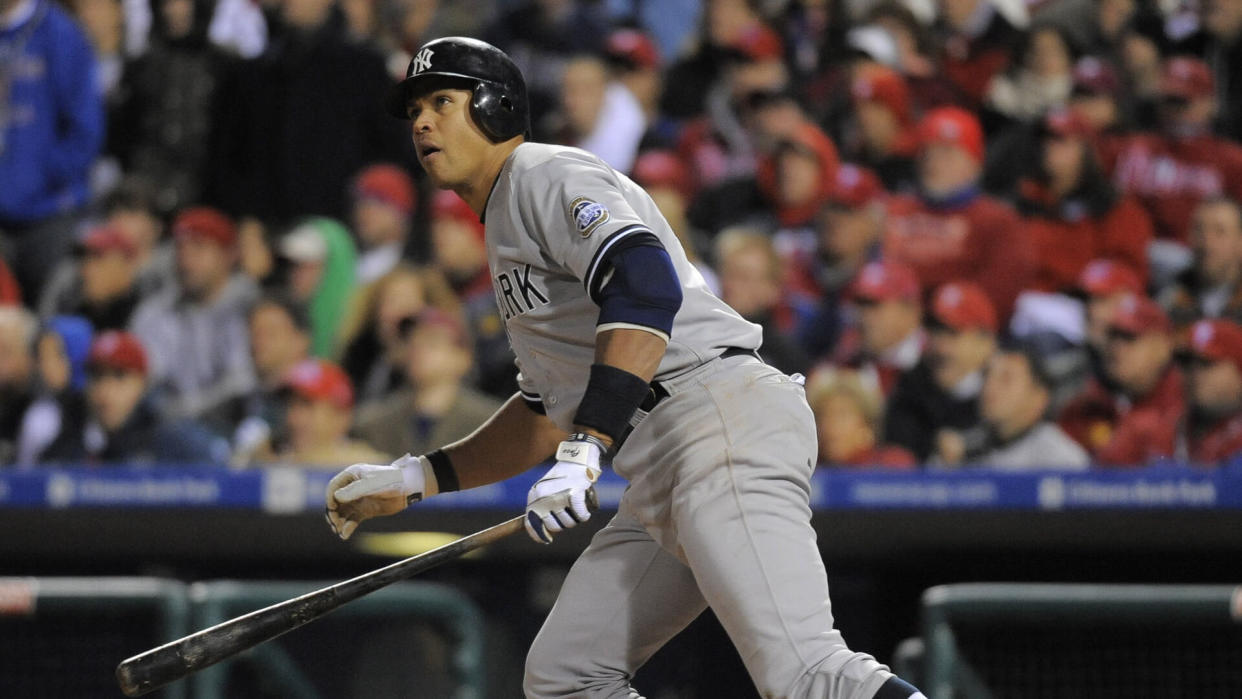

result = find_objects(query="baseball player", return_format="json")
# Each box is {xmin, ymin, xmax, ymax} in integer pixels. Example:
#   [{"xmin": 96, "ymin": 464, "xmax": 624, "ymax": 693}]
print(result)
[{"xmin": 324, "ymin": 37, "xmax": 925, "ymax": 699}]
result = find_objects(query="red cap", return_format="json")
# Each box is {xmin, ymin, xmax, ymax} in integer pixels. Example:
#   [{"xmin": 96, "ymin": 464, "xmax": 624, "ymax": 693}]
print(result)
[
  {"xmin": 88, "ymin": 331, "xmax": 148, "ymax": 375},
  {"xmin": 1078, "ymin": 259, "xmax": 1142, "ymax": 297},
  {"xmin": 431, "ymin": 189, "xmax": 484, "ymax": 241},
  {"xmin": 917, "ymin": 107, "xmax": 985, "ymax": 163},
  {"xmin": 353, "ymin": 164, "xmax": 416, "ymax": 215},
  {"xmin": 825, "ymin": 163, "xmax": 884, "ymax": 209},
  {"xmin": 727, "ymin": 24, "xmax": 783, "ymax": 62},
  {"xmin": 1072, "ymin": 56, "xmax": 1120, "ymax": 96},
  {"xmin": 1043, "ymin": 107, "xmax": 1095, "ymax": 140},
  {"xmin": 173, "ymin": 207, "xmax": 237, "ymax": 249},
  {"xmin": 850, "ymin": 260, "xmax": 920, "ymax": 303},
  {"xmin": 1109, "ymin": 294, "xmax": 1171, "ymax": 335},
  {"xmin": 81, "ymin": 224, "xmax": 137, "ymax": 258},
  {"xmin": 1188, "ymin": 319, "xmax": 1242, "ymax": 371},
  {"xmin": 605, "ymin": 28, "xmax": 660, "ymax": 70},
  {"xmin": 1160, "ymin": 56, "xmax": 1214, "ymax": 100},
  {"xmin": 850, "ymin": 65, "xmax": 911, "ymax": 125},
  {"xmin": 633, "ymin": 149, "xmax": 693, "ymax": 199},
  {"xmin": 930, "ymin": 281, "xmax": 997, "ymax": 333},
  {"xmin": 282, "ymin": 358, "xmax": 354, "ymax": 409}
]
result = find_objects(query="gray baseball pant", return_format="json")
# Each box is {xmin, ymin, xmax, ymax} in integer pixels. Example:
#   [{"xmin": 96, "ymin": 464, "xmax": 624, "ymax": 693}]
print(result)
[{"xmin": 523, "ymin": 354, "xmax": 895, "ymax": 698}]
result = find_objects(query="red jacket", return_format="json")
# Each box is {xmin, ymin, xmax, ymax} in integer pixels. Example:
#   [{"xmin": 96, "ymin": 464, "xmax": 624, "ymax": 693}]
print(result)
[
  {"xmin": 1180, "ymin": 411, "xmax": 1242, "ymax": 467},
  {"xmin": 833, "ymin": 445, "xmax": 917, "ymax": 469},
  {"xmin": 1017, "ymin": 180, "xmax": 1153, "ymax": 293},
  {"xmin": 883, "ymin": 192, "xmax": 1034, "ymax": 321},
  {"xmin": 1058, "ymin": 367, "xmax": 1186, "ymax": 466},
  {"xmin": 1105, "ymin": 133, "xmax": 1242, "ymax": 242}
]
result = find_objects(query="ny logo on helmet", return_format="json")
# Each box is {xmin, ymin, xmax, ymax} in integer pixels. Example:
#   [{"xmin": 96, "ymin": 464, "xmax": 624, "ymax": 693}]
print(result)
[{"xmin": 411, "ymin": 48, "xmax": 434, "ymax": 76}]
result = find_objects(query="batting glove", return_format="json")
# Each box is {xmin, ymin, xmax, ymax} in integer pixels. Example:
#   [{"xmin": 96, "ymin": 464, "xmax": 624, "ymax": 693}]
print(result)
[
  {"xmin": 325, "ymin": 454, "xmax": 438, "ymax": 540},
  {"xmin": 525, "ymin": 434, "xmax": 603, "ymax": 544}
]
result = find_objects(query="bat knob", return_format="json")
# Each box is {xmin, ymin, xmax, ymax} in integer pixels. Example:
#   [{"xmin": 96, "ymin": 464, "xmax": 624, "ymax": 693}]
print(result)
[{"xmin": 586, "ymin": 486, "xmax": 599, "ymax": 513}]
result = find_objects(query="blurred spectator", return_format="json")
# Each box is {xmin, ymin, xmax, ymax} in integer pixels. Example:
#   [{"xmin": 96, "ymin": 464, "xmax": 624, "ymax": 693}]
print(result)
[
  {"xmin": 984, "ymin": 23, "xmax": 1077, "ymax": 126},
  {"xmin": 844, "ymin": 64, "xmax": 917, "ymax": 192},
  {"xmin": 659, "ymin": 0, "xmax": 777, "ymax": 120},
  {"xmin": 1201, "ymin": 0, "xmax": 1242, "ymax": 140},
  {"xmin": 1115, "ymin": 10, "xmax": 1169, "ymax": 130},
  {"xmin": 230, "ymin": 293, "xmax": 312, "ymax": 466},
  {"xmin": 278, "ymin": 218, "xmax": 356, "ymax": 358},
  {"xmin": 339, "ymin": 264, "xmax": 453, "ymax": 404},
  {"xmin": 42, "ymin": 331, "xmax": 228, "ymax": 464},
  {"xmin": 1162, "ymin": 197, "xmax": 1242, "ymax": 330},
  {"xmin": 351, "ymin": 164, "xmax": 415, "ymax": 287},
  {"xmin": 16, "ymin": 316, "xmax": 92, "ymax": 465},
  {"xmin": 805, "ymin": 368, "xmax": 915, "ymax": 468},
  {"xmin": 0, "ymin": 0, "xmax": 105, "ymax": 299},
  {"xmin": 272, "ymin": 358, "xmax": 388, "ymax": 467},
  {"xmin": 799, "ymin": 163, "xmax": 887, "ymax": 357},
  {"xmin": 102, "ymin": 178, "xmax": 176, "ymax": 295},
  {"xmin": 355, "ymin": 309, "xmax": 500, "ymax": 458},
  {"xmin": 884, "ymin": 107, "xmax": 1035, "ymax": 321},
  {"xmin": 0, "ymin": 307, "xmax": 38, "ymax": 462},
  {"xmin": 131, "ymin": 207, "xmax": 258, "ymax": 425},
  {"xmin": 1017, "ymin": 108, "xmax": 1152, "ymax": 294},
  {"xmin": 865, "ymin": 1, "xmax": 955, "ymax": 110},
  {"xmin": 713, "ymin": 228, "xmax": 811, "ymax": 375},
  {"xmin": 960, "ymin": 337, "xmax": 1089, "ymax": 469},
  {"xmin": 207, "ymin": 0, "xmax": 410, "ymax": 223},
  {"xmin": 428, "ymin": 190, "xmax": 516, "ymax": 398},
  {"xmin": 1179, "ymin": 318, "xmax": 1242, "ymax": 466},
  {"xmin": 1077, "ymin": 258, "xmax": 1144, "ymax": 381},
  {"xmin": 1059, "ymin": 295, "xmax": 1184, "ymax": 465},
  {"xmin": 1066, "ymin": 56, "xmax": 1128, "ymax": 143},
  {"xmin": 40, "ymin": 224, "xmax": 141, "ymax": 331},
  {"xmin": 110, "ymin": 0, "xmax": 235, "ymax": 214},
  {"xmin": 933, "ymin": 0, "xmax": 1025, "ymax": 108},
  {"xmin": 827, "ymin": 260, "xmax": 924, "ymax": 398},
  {"xmin": 886, "ymin": 280, "xmax": 997, "ymax": 462},
  {"xmin": 483, "ymin": 0, "xmax": 611, "ymax": 128},
  {"xmin": 602, "ymin": 28, "xmax": 664, "ymax": 141},
  {"xmin": 553, "ymin": 54, "xmax": 646, "ymax": 173},
  {"xmin": 776, "ymin": 0, "xmax": 850, "ymax": 85},
  {"xmin": 70, "ymin": 0, "xmax": 124, "ymax": 98},
  {"xmin": 236, "ymin": 216, "xmax": 275, "ymax": 286},
  {"xmin": 759, "ymin": 122, "xmax": 840, "ymax": 285},
  {"xmin": 1107, "ymin": 56, "xmax": 1242, "ymax": 247}
]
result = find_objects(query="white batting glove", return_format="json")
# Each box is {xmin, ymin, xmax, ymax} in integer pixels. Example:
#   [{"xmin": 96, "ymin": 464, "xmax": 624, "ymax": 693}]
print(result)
[
  {"xmin": 325, "ymin": 454, "xmax": 438, "ymax": 540},
  {"xmin": 525, "ymin": 435, "xmax": 603, "ymax": 544}
]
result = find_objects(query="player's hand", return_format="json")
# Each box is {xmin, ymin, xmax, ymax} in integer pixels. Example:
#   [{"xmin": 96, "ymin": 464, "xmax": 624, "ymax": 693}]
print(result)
[
  {"xmin": 525, "ymin": 436, "xmax": 603, "ymax": 544},
  {"xmin": 325, "ymin": 454, "xmax": 433, "ymax": 540}
]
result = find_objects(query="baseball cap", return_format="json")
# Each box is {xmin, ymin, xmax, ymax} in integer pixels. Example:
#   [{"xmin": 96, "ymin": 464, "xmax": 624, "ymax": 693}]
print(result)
[
  {"xmin": 1108, "ymin": 294, "xmax": 1171, "ymax": 336},
  {"xmin": 632, "ymin": 150, "xmax": 693, "ymax": 199},
  {"xmin": 1042, "ymin": 107, "xmax": 1095, "ymax": 140},
  {"xmin": 353, "ymin": 164, "xmax": 416, "ymax": 215},
  {"xmin": 929, "ymin": 281, "xmax": 998, "ymax": 333},
  {"xmin": 1160, "ymin": 56, "xmax": 1214, "ymax": 101},
  {"xmin": 88, "ymin": 331, "xmax": 148, "ymax": 376},
  {"xmin": 724, "ymin": 24, "xmax": 783, "ymax": 62},
  {"xmin": 604, "ymin": 28, "xmax": 660, "ymax": 71},
  {"xmin": 1071, "ymin": 56, "xmax": 1120, "ymax": 97},
  {"xmin": 173, "ymin": 207, "xmax": 237, "ymax": 248},
  {"xmin": 1077, "ymin": 259, "xmax": 1142, "ymax": 297},
  {"xmin": 431, "ymin": 189, "xmax": 484, "ymax": 241},
  {"xmin": 279, "ymin": 224, "xmax": 328, "ymax": 263},
  {"xmin": 80, "ymin": 224, "xmax": 137, "ymax": 258},
  {"xmin": 916, "ymin": 107, "xmax": 985, "ymax": 163},
  {"xmin": 824, "ymin": 163, "xmax": 884, "ymax": 209},
  {"xmin": 850, "ymin": 64, "xmax": 911, "ymax": 125},
  {"xmin": 282, "ymin": 358, "xmax": 354, "ymax": 409},
  {"xmin": 1186, "ymin": 319, "xmax": 1242, "ymax": 371},
  {"xmin": 846, "ymin": 25, "xmax": 899, "ymax": 68},
  {"xmin": 849, "ymin": 260, "xmax": 920, "ymax": 304}
]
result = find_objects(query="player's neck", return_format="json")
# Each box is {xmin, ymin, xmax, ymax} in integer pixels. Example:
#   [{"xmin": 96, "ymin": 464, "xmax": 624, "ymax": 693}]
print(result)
[{"xmin": 457, "ymin": 138, "xmax": 523, "ymax": 216}]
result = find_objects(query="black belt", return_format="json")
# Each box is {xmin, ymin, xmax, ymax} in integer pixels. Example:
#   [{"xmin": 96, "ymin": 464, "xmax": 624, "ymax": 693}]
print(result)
[{"xmin": 637, "ymin": 347, "xmax": 760, "ymax": 412}]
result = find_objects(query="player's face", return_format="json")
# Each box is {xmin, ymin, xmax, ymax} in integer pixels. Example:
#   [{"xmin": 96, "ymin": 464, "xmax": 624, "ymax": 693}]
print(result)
[{"xmin": 408, "ymin": 88, "xmax": 493, "ymax": 188}]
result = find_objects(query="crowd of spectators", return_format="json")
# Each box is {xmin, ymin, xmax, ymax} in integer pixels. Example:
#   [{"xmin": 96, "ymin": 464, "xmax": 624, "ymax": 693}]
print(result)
[{"xmin": 3, "ymin": 0, "xmax": 1242, "ymax": 471}]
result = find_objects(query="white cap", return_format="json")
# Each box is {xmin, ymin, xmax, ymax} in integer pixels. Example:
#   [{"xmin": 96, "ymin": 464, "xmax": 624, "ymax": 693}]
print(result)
[
  {"xmin": 280, "ymin": 225, "xmax": 327, "ymax": 263},
  {"xmin": 847, "ymin": 25, "xmax": 900, "ymax": 69}
]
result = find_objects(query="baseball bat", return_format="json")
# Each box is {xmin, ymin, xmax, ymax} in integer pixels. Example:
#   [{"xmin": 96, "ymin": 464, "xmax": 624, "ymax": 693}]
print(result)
[{"xmin": 115, "ymin": 514, "xmax": 525, "ymax": 697}]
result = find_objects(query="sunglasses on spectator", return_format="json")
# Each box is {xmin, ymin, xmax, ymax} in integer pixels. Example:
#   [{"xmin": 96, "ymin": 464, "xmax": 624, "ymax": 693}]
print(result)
[{"xmin": 1175, "ymin": 351, "xmax": 1219, "ymax": 370}]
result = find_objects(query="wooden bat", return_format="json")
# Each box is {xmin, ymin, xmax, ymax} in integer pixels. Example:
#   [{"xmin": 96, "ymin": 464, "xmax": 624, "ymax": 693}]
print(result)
[{"xmin": 115, "ymin": 514, "xmax": 525, "ymax": 697}]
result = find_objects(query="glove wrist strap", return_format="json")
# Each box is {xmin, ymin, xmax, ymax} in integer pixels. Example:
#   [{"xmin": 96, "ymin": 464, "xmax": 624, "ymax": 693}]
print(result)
[{"xmin": 558, "ymin": 433, "xmax": 607, "ymax": 470}]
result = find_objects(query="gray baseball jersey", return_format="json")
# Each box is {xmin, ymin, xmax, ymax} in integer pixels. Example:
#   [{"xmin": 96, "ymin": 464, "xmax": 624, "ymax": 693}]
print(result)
[
  {"xmin": 486, "ymin": 142, "xmax": 898, "ymax": 698},
  {"xmin": 483, "ymin": 142, "xmax": 762, "ymax": 431}
]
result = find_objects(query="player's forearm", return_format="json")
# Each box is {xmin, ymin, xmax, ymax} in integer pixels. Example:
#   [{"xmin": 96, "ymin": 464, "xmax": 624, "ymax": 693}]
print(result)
[
  {"xmin": 441, "ymin": 393, "xmax": 566, "ymax": 490},
  {"xmin": 573, "ymin": 327, "xmax": 668, "ymax": 447}
]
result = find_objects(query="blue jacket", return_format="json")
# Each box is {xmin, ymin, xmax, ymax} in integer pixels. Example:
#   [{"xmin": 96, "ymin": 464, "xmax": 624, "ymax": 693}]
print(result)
[{"xmin": 0, "ymin": 0, "xmax": 103, "ymax": 223}]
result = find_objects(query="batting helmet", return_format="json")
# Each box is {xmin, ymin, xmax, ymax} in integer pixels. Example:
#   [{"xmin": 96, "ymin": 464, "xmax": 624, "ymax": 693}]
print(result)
[{"xmin": 385, "ymin": 37, "xmax": 530, "ymax": 143}]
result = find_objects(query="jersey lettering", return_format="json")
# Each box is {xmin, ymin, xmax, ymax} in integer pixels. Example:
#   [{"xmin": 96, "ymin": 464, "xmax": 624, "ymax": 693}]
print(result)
[{"xmin": 494, "ymin": 264, "xmax": 550, "ymax": 320}]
